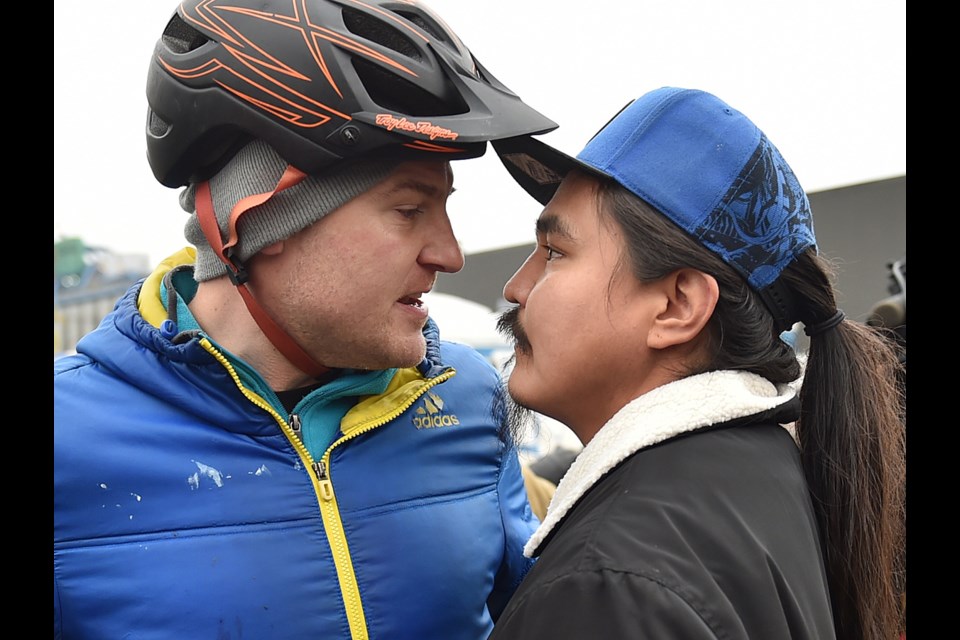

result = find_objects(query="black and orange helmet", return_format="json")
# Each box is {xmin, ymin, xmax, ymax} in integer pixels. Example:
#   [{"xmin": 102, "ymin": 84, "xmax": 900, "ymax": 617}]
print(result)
[{"xmin": 145, "ymin": 0, "xmax": 558, "ymax": 188}]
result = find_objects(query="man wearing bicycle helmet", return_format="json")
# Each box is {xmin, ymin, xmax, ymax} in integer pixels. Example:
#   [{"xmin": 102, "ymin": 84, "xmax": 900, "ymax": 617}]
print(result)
[{"xmin": 53, "ymin": 1, "xmax": 557, "ymax": 638}]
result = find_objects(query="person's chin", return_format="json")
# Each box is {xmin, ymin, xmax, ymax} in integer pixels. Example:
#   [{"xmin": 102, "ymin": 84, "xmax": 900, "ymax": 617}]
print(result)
[
  {"xmin": 506, "ymin": 366, "xmax": 538, "ymax": 408},
  {"xmin": 387, "ymin": 334, "xmax": 427, "ymax": 368}
]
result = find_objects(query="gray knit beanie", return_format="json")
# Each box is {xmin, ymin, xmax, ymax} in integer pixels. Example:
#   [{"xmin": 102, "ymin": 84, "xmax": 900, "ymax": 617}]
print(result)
[{"xmin": 181, "ymin": 139, "xmax": 399, "ymax": 281}]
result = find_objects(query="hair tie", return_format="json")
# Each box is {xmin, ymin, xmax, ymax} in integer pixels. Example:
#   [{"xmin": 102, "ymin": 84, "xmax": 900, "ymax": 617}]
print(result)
[{"xmin": 804, "ymin": 309, "xmax": 846, "ymax": 337}]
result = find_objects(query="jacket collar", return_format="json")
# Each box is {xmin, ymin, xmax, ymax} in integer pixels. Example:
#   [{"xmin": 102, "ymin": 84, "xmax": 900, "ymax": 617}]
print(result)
[{"xmin": 525, "ymin": 370, "xmax": 799, "ymax": 557}]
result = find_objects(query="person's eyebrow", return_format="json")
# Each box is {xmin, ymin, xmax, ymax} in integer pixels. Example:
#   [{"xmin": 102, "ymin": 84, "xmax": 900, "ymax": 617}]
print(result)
[
  {"xmin": 536, "ymin": 213, "xmax": 575, "ymax": 241},
  {"xmin": 380, "ymin": 179, "xmax": 445, "ymax": 200}
]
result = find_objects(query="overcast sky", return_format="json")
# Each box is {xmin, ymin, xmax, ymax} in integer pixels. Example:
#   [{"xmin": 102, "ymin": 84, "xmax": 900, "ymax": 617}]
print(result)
[{"xmin": 54, "ymin": 0, "xmax": 906, "ymax": 269}]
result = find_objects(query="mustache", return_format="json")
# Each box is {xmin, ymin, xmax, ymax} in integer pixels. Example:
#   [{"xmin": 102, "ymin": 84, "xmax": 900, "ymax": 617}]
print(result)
[{"xmin": 496, "ymin": 306, "xmax": 532, "ymax": 356}]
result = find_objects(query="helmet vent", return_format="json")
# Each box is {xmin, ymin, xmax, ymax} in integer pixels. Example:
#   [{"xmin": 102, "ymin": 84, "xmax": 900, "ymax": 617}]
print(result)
[
  {"xmin": 161, "ymin": 13, "xmax": 210, "ymax": 54},
  {"xmin": 343, "ymin": 8, "xmax": 422, "ymax": 62},
  {"xmin": 392, "ymin": 10, "xmax": 451, "ymax": 46},
  {"xmin": 147, "ymin": 110, "xmax": 171, "ymax": 137},
  {"xmin": 352, "ymin": 57, "xmax": 466, "ymax": 116}
]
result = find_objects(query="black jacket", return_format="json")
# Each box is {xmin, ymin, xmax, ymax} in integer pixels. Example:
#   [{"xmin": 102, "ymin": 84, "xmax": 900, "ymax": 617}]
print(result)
[{"xmin": 491, "ymin": 371, "xmax": 836, "ymax": 639}]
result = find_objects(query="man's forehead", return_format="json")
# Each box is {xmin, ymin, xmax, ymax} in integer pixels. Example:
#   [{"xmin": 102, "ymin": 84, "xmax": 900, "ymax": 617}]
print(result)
[
  {"xmin": 388, "ymin": 159, "xmax": 452, "ymax": 180},
  {"xmin": 534, "ymin": 170, "xmax": 604, "ymax": 239},
  {"xmin": 377, "ymin": 159, "xmax": 454, "ymax": 195}
]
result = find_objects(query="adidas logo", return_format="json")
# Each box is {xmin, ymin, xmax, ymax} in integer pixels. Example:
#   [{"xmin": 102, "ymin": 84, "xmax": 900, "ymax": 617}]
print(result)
[{"xmin": 412, "ymin": 391, "xmax": 461, "ymax": 429}]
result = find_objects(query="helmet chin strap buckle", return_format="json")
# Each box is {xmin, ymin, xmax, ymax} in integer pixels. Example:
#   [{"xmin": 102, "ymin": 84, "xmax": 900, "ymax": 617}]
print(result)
[{"xmin": 223, "ymin": 249, "xmax": 250, "ymax": 287}]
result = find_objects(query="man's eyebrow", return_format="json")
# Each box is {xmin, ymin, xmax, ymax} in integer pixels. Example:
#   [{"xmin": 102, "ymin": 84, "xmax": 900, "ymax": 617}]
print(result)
[
  {"xmin": 536, "ymin": 213, "xmax": 574, "ymax": 241},
  {"xmin": 380, "ymin": 179, "xmax": 447, "ymax": 199}
]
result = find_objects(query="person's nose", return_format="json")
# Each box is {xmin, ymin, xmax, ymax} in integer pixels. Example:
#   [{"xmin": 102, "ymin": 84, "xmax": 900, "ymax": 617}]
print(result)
[
  {"xmin": 503, "ymin": 249, "xmax": 540, "ymax": 305},
  {"xmin": 419, "ymin": 213, "xmax": 465, "ymax": 274}
]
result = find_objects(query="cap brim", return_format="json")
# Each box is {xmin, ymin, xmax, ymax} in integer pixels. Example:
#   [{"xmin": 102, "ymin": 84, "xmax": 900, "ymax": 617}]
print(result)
[{"xmin": 492, "ymin": 136, "xmax": 604, "ymax": 207}]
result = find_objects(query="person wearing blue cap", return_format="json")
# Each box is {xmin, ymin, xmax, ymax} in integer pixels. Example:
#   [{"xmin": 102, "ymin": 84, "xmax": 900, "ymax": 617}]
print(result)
[{"xmin": 489, "ymin": 87, "xmax": 906, "ymax": 640}]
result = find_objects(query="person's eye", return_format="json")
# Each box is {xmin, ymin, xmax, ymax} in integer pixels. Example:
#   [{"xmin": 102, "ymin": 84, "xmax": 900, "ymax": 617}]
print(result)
[
  {"xmin": 396, "ymin": 206, "xmax": 425, "ymax": 219},
  {"xmin": 543, "ymin": 244, "xmax": 562, "ymax": 261}
]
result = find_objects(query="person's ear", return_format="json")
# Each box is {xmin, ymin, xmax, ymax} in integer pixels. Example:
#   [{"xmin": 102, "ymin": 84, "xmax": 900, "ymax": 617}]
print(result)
[
  {"xmin": 647, "ymin": 268, "xmax": 718, "ymax": 349},
  {"xmin": 259, "ymin": 241, "xmax": 284, "ymax": 256}
]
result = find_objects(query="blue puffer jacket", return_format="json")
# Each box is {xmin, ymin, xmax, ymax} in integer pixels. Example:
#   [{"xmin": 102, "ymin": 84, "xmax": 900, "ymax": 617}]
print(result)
[{"xmin": 54, "ymin": 251, "xmax": 537, "ymax": 640}]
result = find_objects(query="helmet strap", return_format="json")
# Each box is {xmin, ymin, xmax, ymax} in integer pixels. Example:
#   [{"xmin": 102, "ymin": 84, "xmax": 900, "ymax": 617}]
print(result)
[{"xmin": 195, "ymin": 170, "xmax": 331, "ymax": 379}]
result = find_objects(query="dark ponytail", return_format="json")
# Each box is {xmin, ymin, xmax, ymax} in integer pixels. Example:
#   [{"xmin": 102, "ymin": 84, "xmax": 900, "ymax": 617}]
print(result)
[{"xmin": 782, "ymin": 253, "xmax": 906, "ymax": 640}]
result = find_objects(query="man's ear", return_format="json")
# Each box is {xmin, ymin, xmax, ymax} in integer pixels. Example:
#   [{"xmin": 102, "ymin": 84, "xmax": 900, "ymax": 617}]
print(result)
[
  {"xmin": 259, "ymin": 240, "xmax": 284, "ymax": 256},
  {"xmin": 647, "ymin": 268, "xmax": 719, "ymax": 349}
]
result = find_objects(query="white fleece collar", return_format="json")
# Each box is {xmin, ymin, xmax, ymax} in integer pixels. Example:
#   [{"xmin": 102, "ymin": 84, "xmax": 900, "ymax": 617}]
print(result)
[{"xmin": 525, "ymin": 370, "xmax": 798, "ymax": 557}]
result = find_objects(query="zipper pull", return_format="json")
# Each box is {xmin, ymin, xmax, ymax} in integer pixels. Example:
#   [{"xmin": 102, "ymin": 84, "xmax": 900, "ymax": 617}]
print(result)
[
  {"xmin": 313, "ymin": 460, "xmax": 334, "ymax": 501},
  {"xmin": 289, "ymin": 413, "xmax": 303, "ymax": 444}
]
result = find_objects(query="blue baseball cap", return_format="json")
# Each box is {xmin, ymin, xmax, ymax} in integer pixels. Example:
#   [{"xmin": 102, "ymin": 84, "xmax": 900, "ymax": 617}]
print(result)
[{"xmin": 493, "ymin": 87, "xmax": 818, "ymax": 331}]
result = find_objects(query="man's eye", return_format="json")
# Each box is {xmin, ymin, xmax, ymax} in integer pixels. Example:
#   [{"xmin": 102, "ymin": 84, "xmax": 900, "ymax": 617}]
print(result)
[
  {"xmin": 544, "ymin": 246, "xmax": 561, "ymax": 261},
  {"xmin": 397, "ymin": 206, "xmax": 424, "ymax": 219}
]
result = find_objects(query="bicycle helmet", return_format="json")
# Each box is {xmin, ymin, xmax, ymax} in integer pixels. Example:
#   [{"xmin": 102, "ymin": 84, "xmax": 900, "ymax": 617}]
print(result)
[{"xmin": 146, "ymin": 0, "xmax": 559, "ymax": 188}]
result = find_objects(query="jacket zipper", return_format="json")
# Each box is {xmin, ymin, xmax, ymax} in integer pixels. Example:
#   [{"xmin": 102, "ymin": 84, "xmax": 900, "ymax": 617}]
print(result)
[
  {"xmin": 289, "ymin": 413, "xmax": 302, "ymax": 442},
  {"xmin": 312, "ymin": 369, "xmax": 454, "ymax": 500},
  {"xmin": 200, "ymin": 337, "xmax": 453, "ymax": 640},
  {"xmin": 306, "ymin": 370, "xmax": 454, "ymax": 640},
  {"xmin": 313, "ymin": 459, "xmax": 334, "ymax": 501}
]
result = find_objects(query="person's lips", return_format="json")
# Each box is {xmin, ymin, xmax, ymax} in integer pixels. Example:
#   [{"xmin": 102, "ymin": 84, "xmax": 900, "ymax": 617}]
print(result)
[
  {"xmin": 397, "ymin": 288, "xmax": 432, "ymax": 321},
  {"xmin": 398, "ymin": 294, "xmax": 425, "ymax": 308}
]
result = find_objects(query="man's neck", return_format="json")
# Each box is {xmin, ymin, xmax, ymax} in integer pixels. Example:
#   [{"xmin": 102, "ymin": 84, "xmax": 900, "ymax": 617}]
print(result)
[{"xmin": 190, "ymin": 277, "xmax": 316, "ymax": 390}]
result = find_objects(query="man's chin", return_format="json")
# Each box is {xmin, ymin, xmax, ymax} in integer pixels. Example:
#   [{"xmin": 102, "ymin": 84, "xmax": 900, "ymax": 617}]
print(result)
[
  {"xmin": 506, "ymin": 371, "xmax": 538, "ymax": 412},
  {"xmin": 493, "ymin": 377, "xmax": 535, "ymax": 447},
  {"xmin": 391, "ymin": 336, "xmax": 427, "ymax": 368},
  {"xmin": 343, "ymin": 337, "xmax": 425, "ymax": 371}
]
